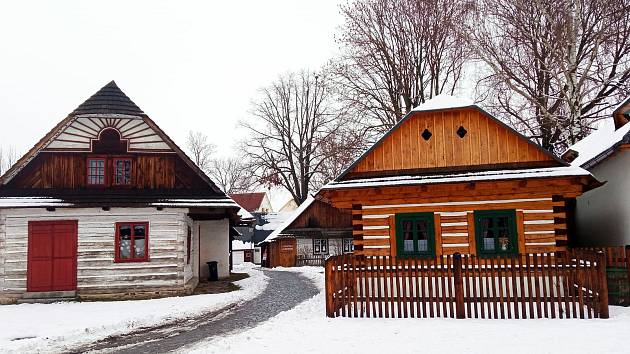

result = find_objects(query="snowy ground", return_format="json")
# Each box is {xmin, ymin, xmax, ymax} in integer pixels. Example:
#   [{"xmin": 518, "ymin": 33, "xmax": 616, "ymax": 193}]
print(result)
[
  {"xmin": 189, "ymin": 266, "xmax": 630, "ymax": 354},
  {"xmin": 0, "ymin": 264, "xmax": 268, "ymax": 354}
]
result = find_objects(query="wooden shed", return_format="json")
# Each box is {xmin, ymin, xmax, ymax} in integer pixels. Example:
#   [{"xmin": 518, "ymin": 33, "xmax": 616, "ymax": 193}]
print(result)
[{"xmin": 319, "ymin": 95, "xmax": 601, "ymax": 259}]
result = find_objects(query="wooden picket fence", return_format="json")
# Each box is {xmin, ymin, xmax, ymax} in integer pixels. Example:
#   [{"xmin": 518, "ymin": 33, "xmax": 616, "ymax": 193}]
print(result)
[
  {"xmin": 296, "ymin": 254, "xmax": 327, "ymax": 267},
  {"xmin": 575, "ymin": 246, "xmax": 630, "ymax": 306},
  {"xmin": 325, "ymin": 251, "xmax": 609, "ymax": 319}
]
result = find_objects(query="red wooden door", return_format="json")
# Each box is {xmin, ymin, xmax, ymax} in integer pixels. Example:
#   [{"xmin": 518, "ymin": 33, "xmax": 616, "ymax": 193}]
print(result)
[{"xmin": 27, "ymin": 220, "xmax": 78, "ymax": 292}]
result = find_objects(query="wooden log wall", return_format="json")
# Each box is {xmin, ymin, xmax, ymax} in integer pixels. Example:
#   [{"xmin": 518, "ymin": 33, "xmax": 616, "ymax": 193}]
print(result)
[
  {"xmin": 322, "ymin": 178, "xmax": 588, "ymax": 257},
  {"xmin": 353, "ymin": 196, "xmax": 567, "ymax": 256},
  {"xmin": 0, "ymin": 207, "xmax": 191, "ymax": 297}
]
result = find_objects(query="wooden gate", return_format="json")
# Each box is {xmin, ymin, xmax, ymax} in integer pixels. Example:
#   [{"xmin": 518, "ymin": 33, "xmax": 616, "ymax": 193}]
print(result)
[
  {"xmin": 325, "ymin": 251, "xmax": 609, "ymax": 319},
  {"xmin": 27, "ymin": 220, "xmax": 78, "ymax": 292}
]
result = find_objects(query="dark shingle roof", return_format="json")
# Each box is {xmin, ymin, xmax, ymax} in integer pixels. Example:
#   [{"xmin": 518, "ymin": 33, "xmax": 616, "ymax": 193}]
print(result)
[{"xmin": 71, "ymin": 80, "xmax": 145, "ymax": 116}]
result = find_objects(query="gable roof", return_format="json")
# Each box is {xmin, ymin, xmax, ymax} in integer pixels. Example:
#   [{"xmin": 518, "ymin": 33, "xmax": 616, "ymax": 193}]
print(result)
[
  {"xmin": 71, "ymin": 81, "xmax": 145, "ymax": 116},
  {"xmin": 230, "ymin": 192, "xmax": 267, "ymax": 212},
  {"xmin": 0, "ymin": 81, "xmax": 224, "ymax": 196},
  {"xmin": 335, "ymin": 95, "xmax": 566, "ymax": 181},
  {"xmin": 563, "ymin": 97, "xmax": 630, "ymax": 169}
]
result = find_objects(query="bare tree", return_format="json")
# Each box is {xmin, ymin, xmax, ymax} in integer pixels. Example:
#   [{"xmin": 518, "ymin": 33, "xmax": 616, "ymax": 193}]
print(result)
[
  {"xmin": 0, "ymin": 146, "xmax": 18, "ymax": 176},
  {"xmin": 333, "ymin": 0, "xmax": 473, "ymax": 136},
  {"xmin": 186, "ymin": 131, "xmax": 215, "ymax": 172},
  {"xmin": 241, "ymin": 70, "xmax": 361, "ymax": 205},
  {"xmin": 206, "ymin": 158, "xmax": 255, "ymax": 194},
  {"xmin": 467, "ymin": 0, "xmax": 630, "ymax": 153}
]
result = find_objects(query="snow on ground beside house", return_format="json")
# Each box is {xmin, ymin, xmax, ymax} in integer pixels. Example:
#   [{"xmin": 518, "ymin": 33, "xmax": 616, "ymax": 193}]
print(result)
[
  {"xmin": 0, "ymin": 264, "xmax": 268, "ymax": 354},
  {"xmin": 188, "ymin": 266, "xmax": 630, "ymax": 354}
]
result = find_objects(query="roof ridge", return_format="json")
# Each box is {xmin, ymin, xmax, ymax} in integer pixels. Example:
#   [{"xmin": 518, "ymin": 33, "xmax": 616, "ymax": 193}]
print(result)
[{"xmin": 71, "ymin": 81, "xmax": 144, "ymax": 116}]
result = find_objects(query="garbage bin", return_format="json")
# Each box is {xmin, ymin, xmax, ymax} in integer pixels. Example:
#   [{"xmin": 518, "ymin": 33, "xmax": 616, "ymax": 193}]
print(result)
[{"xmin": 206, "ymin": 261, "xmax": 218, "ymax": 281}]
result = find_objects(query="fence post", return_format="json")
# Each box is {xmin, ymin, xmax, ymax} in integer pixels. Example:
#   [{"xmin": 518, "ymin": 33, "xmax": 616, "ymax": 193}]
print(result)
[
  {"xmin": 597, "ymin": 251, "xmax": 609, "ymax": 319},
  {"xmin": 453, "ymin": 253, "xmax": 465, "ymax": 319},
  {"xmin": 325, "ymin": 257, "xmax": 334, "ymax": 317}
]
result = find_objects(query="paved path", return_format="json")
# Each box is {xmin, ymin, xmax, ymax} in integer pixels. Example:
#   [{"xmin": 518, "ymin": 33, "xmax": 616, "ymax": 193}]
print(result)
[{"xmin": 68, "ymin": 269, "xmax": 319, "ymax": 354}]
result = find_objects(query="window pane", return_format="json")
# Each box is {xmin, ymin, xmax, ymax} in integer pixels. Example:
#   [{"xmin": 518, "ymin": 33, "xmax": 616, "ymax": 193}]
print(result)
[
  {"xmin": 483, "ymin": 227, "xmax": 495, "ymax": 251},
  {"xmin": 119, "ymin": 225, "xmax": 132, "ymax": 259},
  {"xmin": 402, "ymin": 220, "xmax": 414, "ymax": 252},
  {"xmin": 134, "ymin": 225, "xmax": 146, "ymax": 237},
  {"xmin": 496, "ymin": 216, "xmax": 509, "ymax": 228},
  {"xmin": 115, "ymin": 160, "xmax": 131, "ymax": 184},
  {"xmin": 134, "ymin": 235, "xmax": 146, "ymax": 258}
]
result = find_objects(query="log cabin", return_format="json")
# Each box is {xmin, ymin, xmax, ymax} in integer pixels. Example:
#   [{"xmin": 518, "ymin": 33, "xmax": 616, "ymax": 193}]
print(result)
[
  {"xmin": 316, "ymin": 96, "xmax": 601, "ymax": 260},
  {"xmin": 261, "ymin": 196, "xmax": 353, "ymax": 267},
  {"xmin": 0, "ymin": 81, "xmax": 240, "ymax": 304},
  {"xmin": 562, "ymin": 96, "xmax": 630, "ymax": 246}
]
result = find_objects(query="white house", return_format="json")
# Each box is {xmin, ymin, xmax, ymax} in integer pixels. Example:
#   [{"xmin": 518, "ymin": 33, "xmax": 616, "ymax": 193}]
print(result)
[
  {"xmin": 0, "ymin": 81, "xmax": 239, "ymax": 304},
  {"xmin": 563, "ymin": 96, "xmax": 630, "ymax": 246}
]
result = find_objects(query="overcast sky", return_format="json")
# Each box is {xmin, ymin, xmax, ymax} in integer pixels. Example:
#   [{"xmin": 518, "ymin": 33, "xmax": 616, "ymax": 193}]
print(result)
[{"xmin": 0, "ymin": 0, "xmax": 344, "ymax": 158}]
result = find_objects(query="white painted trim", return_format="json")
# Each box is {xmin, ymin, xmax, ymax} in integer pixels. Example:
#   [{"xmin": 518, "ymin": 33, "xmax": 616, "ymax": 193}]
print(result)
[
  {"xmin": 442, "ymin": 243, "xmax": 470, "ymax": 248},
  {"xmin": 441, "ymin": 222, "xmax": 467, "ymax": 227},
  {"xmin": 524, "ymin": 220, "xmax": 555, "ymax": 225},
  {"xmin": 442, "ymin": 233, "xmax": 468, "ymax": 237},
  {"xmin": 525, "ymin": 242, "xmax": 556, "ymax": 246},
  {"xmin": 363, "ymin": 236, "xmax": 390, "ymax": 240},
  {"xmin": 364, "ymin": 245, "xmax": 391, "ymax": 249},
  {"xmin": 363, "ymin": 198, "xmax": 552, "ymax": 210},
  {"xmin": 524, "ymin": 231, "xmax": 555, "ymax": 235},
  {"xmin": 363, "ymin": 225, "xmax": 389, "ymax": 230},
  {"xmin": 438, "ymin": 211, "xmax": 469, "ymax": 217},
  {"xmin": 362, "ymin": 214, "xmax": 392, "ymax": 219},
  {"xmin": 522, "ymin": 209, "xmax": 554, "ymax": 213}
]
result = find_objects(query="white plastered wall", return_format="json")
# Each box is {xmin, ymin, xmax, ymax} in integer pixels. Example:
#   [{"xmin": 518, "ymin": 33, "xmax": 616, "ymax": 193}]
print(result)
[
  {"xmin": 198, "ymin": 219, "xmax": 230, "ymax": 279},
  {"xmin": 577, "ymin": 149, "xmax": 630, "ymax": 245}
]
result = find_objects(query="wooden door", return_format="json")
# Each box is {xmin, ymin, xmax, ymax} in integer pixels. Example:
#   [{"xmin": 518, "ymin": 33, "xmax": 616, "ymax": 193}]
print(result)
[
  {"xmin": 277, "ymin": 239, "xmax": 297, "ymax": 267},
  {"xmin": 27, "ymin": 220, "xmax": 78, "ymax": 292}
]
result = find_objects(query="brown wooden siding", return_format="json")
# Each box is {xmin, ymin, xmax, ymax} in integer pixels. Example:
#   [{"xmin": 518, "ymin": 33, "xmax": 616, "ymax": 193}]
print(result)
[
  {"xmin": 287, "ymin": 200, "xmax": 352, "ymax": 230},
  {"xmin": 7, "ymin": 152, "xmax": 207, "ymax": 190},
  {"xmin": 348, "ymin": 108, "xmax": 558, "ymax": 178}
]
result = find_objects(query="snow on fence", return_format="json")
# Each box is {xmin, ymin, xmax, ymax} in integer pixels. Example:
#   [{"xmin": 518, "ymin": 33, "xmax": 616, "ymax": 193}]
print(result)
[{"xmin": 325, "ymin": 251, "xmax": 609, "ymax": 319}]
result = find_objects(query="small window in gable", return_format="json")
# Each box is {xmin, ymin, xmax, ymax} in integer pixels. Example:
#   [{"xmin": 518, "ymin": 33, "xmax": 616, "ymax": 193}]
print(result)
[
  {"xmin": 87, "ymin": 157, "xmax": 106, "ymax": 185},
  {"xmin": 421, "ymin": 128, "xmax": 433, "ymax": 141},
  {"xmin": 113, "ymin": 158, "xmax": 132, "ymax": 185},
  {"xmin": 457, "ymin": 126, "xmax": 468, "ymax": 138}
]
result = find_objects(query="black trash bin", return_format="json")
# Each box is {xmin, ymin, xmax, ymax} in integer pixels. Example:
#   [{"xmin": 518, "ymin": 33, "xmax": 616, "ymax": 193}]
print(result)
[{"xmin": 206, "ymin": 261, "xmax": 218, "ymax": 281}]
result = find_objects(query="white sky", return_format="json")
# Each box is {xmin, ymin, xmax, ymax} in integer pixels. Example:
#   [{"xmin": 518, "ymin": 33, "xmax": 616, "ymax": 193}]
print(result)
[{"xmin": 0, "ymin": 0, "xmax": 344, "ymax": 158}]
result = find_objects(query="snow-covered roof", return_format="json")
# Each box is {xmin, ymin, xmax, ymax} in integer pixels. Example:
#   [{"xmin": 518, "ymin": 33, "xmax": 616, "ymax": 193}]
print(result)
[
  {"xmin": 323, "ymin": 165, "xmax": 591, "ymax": 190},
  {"xmin": 0, "ymin": 197, "xmax": 72, "ymax": 208},
  {"xmin": 411, "ymin": 94, "xmax": 475, "ymax": 112},
  {"xmin": 232, "ymin": 240, "xmax": 254, "ymax": 251},
  {"xmin": 565, "ymin": 119, "xmax": 630, "ymax": 168},
  {"xmin": 150, "ymin": 198, "xmax": 240, "ymax": 208},
  {"xmin": 259, "ymin": 196, "xmax": 315, "ymax": 244}
]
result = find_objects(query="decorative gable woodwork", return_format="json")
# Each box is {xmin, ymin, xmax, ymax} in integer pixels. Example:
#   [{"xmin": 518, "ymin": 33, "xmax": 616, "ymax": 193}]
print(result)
[
  {"xmin": 343, "ymin": 107, "xmax": 562, "ymax": 180},
  {"xmin": 0, "ymin": 81, "xmax": 223, "ymax": 197}
]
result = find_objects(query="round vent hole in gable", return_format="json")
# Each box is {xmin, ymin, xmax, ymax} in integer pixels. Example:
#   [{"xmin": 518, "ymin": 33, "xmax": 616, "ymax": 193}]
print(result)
[{"xmin": 421, "ymin": 129, "xmax": 432, "ymax": 141}]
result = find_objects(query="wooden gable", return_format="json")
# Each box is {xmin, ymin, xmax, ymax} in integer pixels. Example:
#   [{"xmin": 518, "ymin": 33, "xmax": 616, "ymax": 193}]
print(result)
[
  {"xmin": 341, "ymin": 106, "xmax": 563, "ymax": 180},
  {"xmin": 286, "ymin": 199, "xmax": 352, "ymax": 230},
  {"xmin": 0, "ymin": 81, "xmax": 223, "ymax": 197}
]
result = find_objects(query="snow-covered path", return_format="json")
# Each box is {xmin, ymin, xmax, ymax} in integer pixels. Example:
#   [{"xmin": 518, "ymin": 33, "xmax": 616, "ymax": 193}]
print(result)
[
  {"xmin": 73, "ymin": 269, "xmax": 318, "ymax": 353},
  {"xmin": 189, "ymin": 267, "xmax": 630, "ymax": 354},
  {"xmin": 0, "ymin": 264, "xmax": 268, "ymax": 353}
]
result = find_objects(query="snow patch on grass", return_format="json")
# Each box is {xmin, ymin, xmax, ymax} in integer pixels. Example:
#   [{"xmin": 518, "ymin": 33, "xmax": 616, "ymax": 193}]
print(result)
[
  {"xmin": 0, "ymin": 263, "xmax": 268, "ymax": 353},
  {"xmin": 189, "ymin": 266, "xmax": 630, "ymax": 354}
]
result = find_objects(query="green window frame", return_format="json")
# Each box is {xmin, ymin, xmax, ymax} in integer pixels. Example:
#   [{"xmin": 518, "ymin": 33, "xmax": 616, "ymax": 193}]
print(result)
[
  {"xmin": 395, "ymin": 212, "xmax": 435, "ymax": 258},
  {"xmin": 474, "ymin": 209, "xmax": 518, "ymax": 257}
]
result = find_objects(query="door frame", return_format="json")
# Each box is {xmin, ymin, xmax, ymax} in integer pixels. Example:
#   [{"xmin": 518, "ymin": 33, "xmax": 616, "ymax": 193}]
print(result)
[{"xmin": 27, "ymin": 220, "xmax": 78, "ymax": 292}]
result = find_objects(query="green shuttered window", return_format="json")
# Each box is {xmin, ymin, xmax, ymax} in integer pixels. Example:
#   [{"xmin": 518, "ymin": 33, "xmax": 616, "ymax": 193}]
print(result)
[{"xmin": 395, "ymin": 212, "xmax": 435, "ymax": 258}]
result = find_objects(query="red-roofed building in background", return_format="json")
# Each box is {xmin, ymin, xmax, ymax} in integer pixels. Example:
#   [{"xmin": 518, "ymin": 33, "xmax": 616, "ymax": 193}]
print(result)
[{"xmin": 230, "ymin": 192, "xmax": 273, "ymax": 213}]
